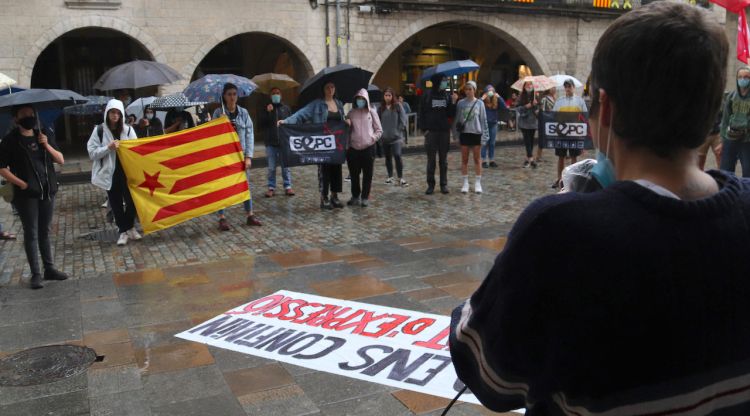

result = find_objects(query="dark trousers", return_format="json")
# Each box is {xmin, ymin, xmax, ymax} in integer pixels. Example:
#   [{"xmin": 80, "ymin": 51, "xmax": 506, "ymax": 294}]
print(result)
[
  {"xmin": 720, "ymin": 139, "xmax": 750, "ymax": 177},
  {"xmin": 384, "ymin": 141, "xmax": 403, "ymax": 178},
  {"xmin": 521, "ymin": 128, "xmax": 536, "ymax": 158},
  {"xmin": 425, "ymin": 131, "xmax": 450, "ymax": 187},
  {"xmin": 347, "ymin": 145, "xmax": 376, "ymax": 199},
  {"xmin": 14, "ymin": 195, "xmax": 55, "ymax": 276},
  {"xmin": 318, "ymin": 163, "xmax": 343, "ymax": 198},
  {"xmin": 108, "ymin": 162, "xmax": 136, "ymax": 233}
]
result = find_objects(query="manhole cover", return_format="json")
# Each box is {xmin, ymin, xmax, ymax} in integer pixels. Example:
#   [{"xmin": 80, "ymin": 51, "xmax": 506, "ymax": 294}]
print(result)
[
  {"xmin": 0, "ymin": 345, "xmax": 98, "ymax": 387},
  {"xmin": 80, "ymin": 229, "xmax": 119, "ymax": 243}
]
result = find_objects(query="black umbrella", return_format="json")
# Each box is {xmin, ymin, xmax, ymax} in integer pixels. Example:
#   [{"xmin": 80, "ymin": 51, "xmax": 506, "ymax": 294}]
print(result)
[
  {"xmin": 367, "ymin": 84, "xmax": 382, "ymax": 103},
  {"xmin": 298, "ymin": 64, "xmax": 373, "ymax": 106},
  {"xmin": 0, "ymin": 89, "xmax": 88, "ymax": 112},
  {"xmin": 93, "ymin": 60, "xmax": 183, "ymax": 90},
  {"xmin": 63, "ymin": 95, "xmax": 112, "ymax": 115}
]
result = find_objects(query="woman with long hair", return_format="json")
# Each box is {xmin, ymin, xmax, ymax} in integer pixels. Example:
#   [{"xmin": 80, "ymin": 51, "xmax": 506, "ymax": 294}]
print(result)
[
  {"xmin": 515, "ymin": 82, "xmax": 538, "ymax": 169},
  {"xmin": 378, "ymin": 87, "xmax": 408, "ymax": 186}
]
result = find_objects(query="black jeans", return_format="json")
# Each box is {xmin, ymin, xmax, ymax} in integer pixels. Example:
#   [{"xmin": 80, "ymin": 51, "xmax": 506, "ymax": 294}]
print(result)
[
  {"xmin": 425, "ymin": 131, "xmax": 450, "ymax": 187},
  {"xmin": 108, "ymin": 161, "xmax": 136, "ymax": 233},
  {"xmin": 521, "ymin": 128, "xmax": 536, "ymax": 158},
  {"xmin": 383, "ymin": 141, "xmax": 403, "ymax": 179},
  {"xmin": 318, "ymin": 163, "xmax": 343, "ymax": 198},
  {"xmin": 347, "ymin": 145, "xmax": 376, "ymax": 200},
  {"xmin": 14, "ymin": 195, "xmax": 55, "ymax": 276}
]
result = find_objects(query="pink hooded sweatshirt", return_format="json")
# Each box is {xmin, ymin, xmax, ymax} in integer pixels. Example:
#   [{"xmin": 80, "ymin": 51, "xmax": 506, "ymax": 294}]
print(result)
[{"xmin": 347, "ymin": 88, "xmax": 383, "ymax": 150}]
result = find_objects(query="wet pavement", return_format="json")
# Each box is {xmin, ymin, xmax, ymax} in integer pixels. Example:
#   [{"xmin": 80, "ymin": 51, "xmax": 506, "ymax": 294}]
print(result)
[{"xmin": 0, "ymin": 146, "xmax": 722, "ymax": 415}]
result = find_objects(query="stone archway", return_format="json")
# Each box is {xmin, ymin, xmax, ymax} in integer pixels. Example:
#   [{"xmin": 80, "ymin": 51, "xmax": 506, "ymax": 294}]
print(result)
[
  {"xmin": 19, "ymin": 16, "xmax": 166, "ymax": 88},
  {"xmin": 367, "ymin": 14, "xmax": 551, "ymax": 80}
]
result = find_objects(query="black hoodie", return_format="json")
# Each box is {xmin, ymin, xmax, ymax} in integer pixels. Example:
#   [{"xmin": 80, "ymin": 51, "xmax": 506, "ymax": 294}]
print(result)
[{"xmin": 418, "ymin": 76, "xmax": 456, "ymax": 132}]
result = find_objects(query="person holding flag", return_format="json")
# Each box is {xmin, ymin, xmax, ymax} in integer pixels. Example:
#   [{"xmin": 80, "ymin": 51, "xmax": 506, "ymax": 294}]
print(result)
[
  {"xmin": 212, "ymin": 83, "xmax": 261, "ymax": 230},
  {"xmin": 87, "ymin": 99, "xmax": 140, "ymax": 246}
]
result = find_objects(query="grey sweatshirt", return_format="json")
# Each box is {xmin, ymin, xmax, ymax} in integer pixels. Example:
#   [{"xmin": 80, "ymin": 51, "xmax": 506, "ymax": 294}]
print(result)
[
  {"xmin": 455, "ymin": 97, "xmax": 490, "ymax": 145},
  {"xmin": 379, "ymin": 103, "xmax": 407, "ymax": 144}
]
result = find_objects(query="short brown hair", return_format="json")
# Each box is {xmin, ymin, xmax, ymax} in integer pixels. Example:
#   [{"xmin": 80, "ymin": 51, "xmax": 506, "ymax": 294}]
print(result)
[{"xmin": 591, "ymin": 2, "xmax": 728, "ymax": 158}]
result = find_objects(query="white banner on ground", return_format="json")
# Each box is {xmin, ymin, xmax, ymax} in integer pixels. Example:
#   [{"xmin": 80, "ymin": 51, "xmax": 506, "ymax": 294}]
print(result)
[{"xmin": 177, "ymin": 290, "xmax": 524, "ymax": 412}]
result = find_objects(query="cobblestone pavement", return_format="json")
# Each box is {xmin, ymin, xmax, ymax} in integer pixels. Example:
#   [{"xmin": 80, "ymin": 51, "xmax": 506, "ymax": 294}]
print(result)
[{"xmin": 0, "ymin": 144, "xmax": 562, "ymax": 286}]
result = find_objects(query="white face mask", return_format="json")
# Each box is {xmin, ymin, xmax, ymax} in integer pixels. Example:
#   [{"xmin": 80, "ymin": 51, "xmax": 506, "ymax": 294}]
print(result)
[{"xmin": 145, "ymin": 113, "xmax": 154, "ymax": 120}]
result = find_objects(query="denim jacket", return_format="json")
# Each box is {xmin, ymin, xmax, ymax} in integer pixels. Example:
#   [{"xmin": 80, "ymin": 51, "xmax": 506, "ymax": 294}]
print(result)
[
  {"xmin": 213, "ymin": 107, "xmax": 255, "ymax": 158},
  {"xmin": 284, "ymin": 98, "xmax": 345, "ymax": 125}
]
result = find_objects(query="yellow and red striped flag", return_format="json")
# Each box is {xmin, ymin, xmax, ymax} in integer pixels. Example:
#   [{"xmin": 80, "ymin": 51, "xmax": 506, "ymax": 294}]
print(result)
[{"xmin": 117, "ymin": 116, "xmax": 250, "ymax": 234}]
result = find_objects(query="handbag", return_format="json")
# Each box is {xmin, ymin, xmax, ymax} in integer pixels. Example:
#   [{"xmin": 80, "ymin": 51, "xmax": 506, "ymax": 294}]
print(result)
[
  {"xmin": 0, "ymin": 180, "xmax": 13, "ymax": 203},
  {"xmin": 456, "ymin": 100, "xmax": 479, "ymax": 133}
]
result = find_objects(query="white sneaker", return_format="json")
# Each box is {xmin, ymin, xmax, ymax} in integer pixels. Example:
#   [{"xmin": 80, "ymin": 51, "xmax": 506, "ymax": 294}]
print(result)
[
  {"xmin": 116, "ymin": 233, "xmax": 129, "ymax": 246},
  {"xmin": 385, "ymin": 177, "xmax": 393, "ymax": 184},
  {"xmin": 127, "ymin": 228, "xmax": 142, "ymax": 241},
  {"xmin": 399, "ymin": 178, "xmax": 409, "ymax": 187},
  {"xmin": 100, "ymin": 199, "xmax": 108, "ymax": 208},
  {"xmin": 461, "ymin": 182, "xmax": 469, "ymax": 194},
  {"xmin": 475, "ymin": 181, "xmax": 483, "ymax": 194}
]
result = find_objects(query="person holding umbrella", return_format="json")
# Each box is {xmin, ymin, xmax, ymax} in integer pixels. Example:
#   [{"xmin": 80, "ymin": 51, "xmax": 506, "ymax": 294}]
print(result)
[
  {"xmin": 87, "ymin": 99, "xmax": 140, "ymax": 247},
  {"xmin": 419, "ymin": 74, "xmax": 458, "ymax": 195},
  {"xmin": 0, "ymin": 104, "xmax": 68, "ymax": 288},
  {"xmin": 280, "ymin": 81, "xmax": 350, "ymax": 210},
  {"xmin": 259, "ymin": 87, "xmax": 293, "ymax": 197},
  {"xmin": 211, "ymin": 83, "xmax": 261, "ymax": 229},
  {"xmin": 135, "ymin": 105, "xmax": 164, "ymax": 138}
]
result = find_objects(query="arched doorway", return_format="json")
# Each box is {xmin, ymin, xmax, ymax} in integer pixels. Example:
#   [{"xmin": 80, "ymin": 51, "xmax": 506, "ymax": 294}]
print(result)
[
  {"xmin": 31, "ymin": 28, "xmax": 156, "ymax": 153},
  {"xmin": 192, "ymin": 32, "xmax": 314, "ymax": 136},
  {"xmin": 372, "ymin": 21, "xmax": 540, "ymax": 111}
]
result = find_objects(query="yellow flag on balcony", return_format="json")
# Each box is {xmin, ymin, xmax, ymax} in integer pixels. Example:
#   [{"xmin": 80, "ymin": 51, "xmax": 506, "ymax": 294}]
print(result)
[{"xmin": 116, "ymin": 117, "xmax": 250, "ymax": 234}]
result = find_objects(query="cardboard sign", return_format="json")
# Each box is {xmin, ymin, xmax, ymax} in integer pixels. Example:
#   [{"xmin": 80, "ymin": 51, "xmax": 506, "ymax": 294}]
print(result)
[
  {"xmin": 538, "ymin": 111, "xmax": 592, "ymax": 150},
  {"xmin": 177, "ymin": 291, "xmax": 525, "ymax": 410},
  {"xmin": 279, "ymin": 121, "xmax": 349, "ymax": 166}
]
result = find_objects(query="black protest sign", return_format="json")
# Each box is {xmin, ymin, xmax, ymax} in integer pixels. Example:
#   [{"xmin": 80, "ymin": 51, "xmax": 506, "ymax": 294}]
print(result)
[
  {"xmin": 539, "ymin": 111, "xmax": 592, "ymax": 150},
  {"xmin": 279, "ymin": 120, "xmax": 349, "ymax": 167}
]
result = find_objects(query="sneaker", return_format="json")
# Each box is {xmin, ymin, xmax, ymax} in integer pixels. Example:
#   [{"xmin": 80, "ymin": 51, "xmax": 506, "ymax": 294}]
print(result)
[
  {"xmin": 385, "ymin": 177, "xmax": 393, "ymax": 184},
  {"xmin": 531, "ymin": 161, "xmax": 538, "ymax": 169},
  {"xmin": 100, "ymin": 200, "xmax": 108, "ymax": 208},
  {"xmin": 44, "ymin": 268, "xmax": 69, "ymax": 281},
  {"xmin": 30, "ymin": 274, "xmax": 43, "ymax": 289},
  {"xmin": 481, "ymin": 162, "xmax": 488, "ymax": 169},
  {"xmin": 320, "ymin": 198, "xmax": 333, "ymax": 210},
  {"xmin": 265, "ymin": 189, "xmax": 275, "ymax": 198},
  {"xmin": 345, "ymin": 175, "xmax": 351, "ymax": 182},
  {"xmin": 475, "ymin": 181, "xmax": 483, "ymax": 194},
  {"xmin": 218, "ymin": 218, "xmax": 230, "ymax": 231},
  {"xmin": 361, "ymin": 199, "xmax": 369, "ymax": 207},
  {"xmin": 117, "ymin": 232, "xmax": 129, "ymax": 246},
  {"xmin": 461, "ymin": 182, "xmax": 469, "ymax": 194},
  {"xmin": 246, "ymin": 215, "xmax": 262, "ymax": 226},
  {"xmin": 285, "ymin": 188, "xmax": 295, "ymax": 196},
  {"xmin": 425, "ymin": 186, "xmax": 435, "ymax": 195},
  {"xmin": 489, "ymin": 161, "xmax": 498, "ymax": 168},
  {"xmin": 399, "ymin": 178, "xmax": 409, "ymax": 187},
  {"xmin": 523, "ymin": 160, "xmax": 530, "ymax": 168},
  {"xmin": 127, "ymin": 228, "xmax": 142, "ymax": 241},
  {"xmin": 347, "ymin": 197, "xmax": 360, "ymax": 206},
  {"xmin": 331, "ymin": 196, "xmax": 344, "ymax": 209}
]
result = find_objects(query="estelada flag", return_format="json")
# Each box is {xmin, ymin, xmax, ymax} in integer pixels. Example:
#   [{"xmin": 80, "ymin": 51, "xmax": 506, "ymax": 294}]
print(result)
[{"xmin": 117, "ymin": 116, "xmax": 250, "ymax": 234}]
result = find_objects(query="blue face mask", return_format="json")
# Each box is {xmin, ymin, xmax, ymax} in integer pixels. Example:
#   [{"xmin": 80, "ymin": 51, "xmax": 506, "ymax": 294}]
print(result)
[
  {"xmin": 739, "ymin": 78, "xmax": 750, "ymax": 89},
  {"xmin": 439, "ymin": 81, "xmax": 448, "ymax": 90},
  {"xmin": 356, "ymin": 99, "xmax": 367, "ymax": 109},
  {"xmin": 590, "ymin": 150, "xmax": 616, "ymax": 188},
  {"xmin": 271, "ymin": 94, "xmax": 281, "ymax": 104}
]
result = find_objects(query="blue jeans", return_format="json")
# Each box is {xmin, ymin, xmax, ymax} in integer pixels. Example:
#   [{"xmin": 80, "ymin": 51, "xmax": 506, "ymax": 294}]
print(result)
[
  {"xmin": 481, "ymin": 123, "xmax": 498, "ymax": 161},
  {"xmin": 720, "ymin": 139, "xmax": 750, "ymax": 177},
  {"xmin": 218, "ymin": 171, "xmax": 253, "ymax": 216},
  {"xmin": 266, "ymin": 145, "xmax": 292, "ymax": 189}
]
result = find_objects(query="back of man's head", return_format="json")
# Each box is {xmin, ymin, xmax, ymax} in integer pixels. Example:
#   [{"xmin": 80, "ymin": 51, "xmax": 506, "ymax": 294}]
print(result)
[{"xmin": 591, "ymin": 2, "xmax": 727, "ymax": 158}]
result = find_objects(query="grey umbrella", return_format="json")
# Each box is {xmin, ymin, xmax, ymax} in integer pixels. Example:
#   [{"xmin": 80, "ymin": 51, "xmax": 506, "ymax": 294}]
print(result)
[
  {"xmin": 63, "ymin": 95, "xmax": 112, "ymax": 115},
  {"xmin": 0, "ymin": 88, "xmax": 88, "ymax": 111},
  {"xmin": 93, "ymin": 60, "xmax": 183, "ymax": 91},
  {"xmin": 149, "ymin": 93, "xmax": 207, "ymax": 110}
]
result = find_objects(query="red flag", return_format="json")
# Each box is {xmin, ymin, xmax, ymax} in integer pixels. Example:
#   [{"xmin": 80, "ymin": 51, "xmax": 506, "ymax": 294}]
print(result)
[{"xmin": 710, "ymin": 0, "xmax": 750, "ymax": 63}]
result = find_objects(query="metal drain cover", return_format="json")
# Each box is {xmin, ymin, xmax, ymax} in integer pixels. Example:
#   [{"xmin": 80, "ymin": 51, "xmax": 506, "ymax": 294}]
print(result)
[{"xmin": 0, "ymin": 345, "xmax": 97, "ymax": 387}]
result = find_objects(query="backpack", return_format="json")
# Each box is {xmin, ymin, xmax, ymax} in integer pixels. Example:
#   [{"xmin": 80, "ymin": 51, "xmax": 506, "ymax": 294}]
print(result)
[{"xmin": 97, "ymin": 124, "xmax": 131, "ymax": 143}]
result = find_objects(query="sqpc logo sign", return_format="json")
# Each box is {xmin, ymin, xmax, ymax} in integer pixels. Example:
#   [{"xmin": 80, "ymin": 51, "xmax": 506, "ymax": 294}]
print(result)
[
  {"xmin": 540, "ymin": 111, "xmax": 592, "ymax": 150},
  {"xmin": 544, "ymin": 121, "xmax": 588, "ymax": 137},
  {"xmin": 289, "ymin": 135, "xmax": 337, "ymax": 152}
]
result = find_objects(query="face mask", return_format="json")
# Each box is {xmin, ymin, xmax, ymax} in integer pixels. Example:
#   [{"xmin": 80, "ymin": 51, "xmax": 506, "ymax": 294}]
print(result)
[
  {"xmin": 145, "ymin": 113, "xmax": 154, "ymax": 120},
  {"xmin": 487, "ymin": 91, "xmax": 494, "ymax": 97},
  {"xmin": 123, "ymin": 97, "xmax": 131, "ymax": 106},
  {"xmin": 271, "ymin": 94, "xmax": 281, "ymax": 104},
  {"xmin": 439, "ymin": 81, "xmax": 448, "ymax": 90},
  {"xmin": 525, "ymin": 87, "xmax": 533, "ymax": 93},
  {"xmin": 356, "ymin": 99, "xmax": 367, "ymax": 109},
  {"xmin": 739, "ymin": 79, "xmax": 750, "ymax": 89},
  {"xmin": 18, "ymin": 116, "xmax": 36, "ymax": 130},
  {"xmin": 590, "ymin": 110, "xmax": 616, "ymax": 188}
]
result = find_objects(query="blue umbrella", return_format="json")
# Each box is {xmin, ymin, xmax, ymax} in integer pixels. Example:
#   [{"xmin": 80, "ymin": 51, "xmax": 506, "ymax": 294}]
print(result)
[
  {"xmin": 182, "ymin": 74, "xmax": 258, "ymax": 104},
  {"xmin": 420, "ymin": 59, "xmax": 480, "ymax": 82}
]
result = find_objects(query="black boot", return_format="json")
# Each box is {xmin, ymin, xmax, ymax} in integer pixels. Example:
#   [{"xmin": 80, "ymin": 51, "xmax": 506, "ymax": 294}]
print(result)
[
  {"xmin": 44, "ymin": 268, "xmax": 69, "ymax": 281},
  {"xmin": 30, "ymin": 274, "xmax": 43, "ymax": 289},
  {"xmin": 425, "ymin": 186, "xmax": 435, "ymax": 195},
  {"xmin": 320, "ymin": 196, "xmax": 333, "ymax": 210},
  {"xmin": 330, "ymin": 194, "xmax": 344, "ymax": 209},
  {"xmin": 440, "ymin": 186, "xmax": 450, "ymax": 194}
]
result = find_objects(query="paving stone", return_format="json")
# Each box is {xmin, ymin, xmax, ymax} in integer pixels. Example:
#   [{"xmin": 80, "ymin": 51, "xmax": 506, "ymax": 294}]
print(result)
[
  {"xmin": 150, "ymin": 393, "xmax": 246, "ymax": 416},
  {"xmin": 142, "ymin": 365, "xmax": 229, "ymax": 407},
  {"xmin": 392, "ymin": 390, "xmax": 452, "ymax": 414},
  {"xmin": 310, "ymin": 275, "xmax": 396, "ymax": 300},
  {"xmin": 385, "ymin": 276, "xmax": 433, "ymax": 292},
  {"xmin": 89, "ymin": 389, "xmax": 152, "ymax": 416},
  {"xmin": 208, "ymin": 346, "xmax": 273, "ymax": 372},
  {"xmin": 223, "ymin": 363, "xmax": 294, "ymax": 397},
  {"xmin": 295, "ymin": 370, "xmax": 390, "ymax": 406},
  {"xmin": 359, "ymin": 293, "xmax": 433, "ymax": 314},
  {"xmin": 320, "ymin": 391, "xmax": 411, "ymax": 416},
  {"xmin": 0, "ymin": 389, "xmax": 90, "ymax": 416},
  {"xmin": 0, "ymin": 372, "xmax": 87, "ymax": 406},
  {"xmin": 128, "ymin": 320, "xmax": 194, "ymax": 350},
  {"xmin": 134, "ymin": 342, "xmax": 214, "ymax": 375},
  {"xmin": 0, "ymin": 298, "xmax": 81, "ymax": 326},
  {"xmin": 87, "ymin": 365, "xmax": 143, "ymax": 397},
  {"xmin": 237, "ymin": 384, "xmax": 320, "ymax": 416},
  {"xmin": 0, "ymin": 316, "xmax": 82, "ymax": 352}
]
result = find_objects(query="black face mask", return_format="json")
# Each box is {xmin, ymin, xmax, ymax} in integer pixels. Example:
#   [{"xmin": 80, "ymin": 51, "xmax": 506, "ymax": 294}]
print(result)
[{"xmin": 17, "ymin": 116, "xmax": 36, "ymax": 130}]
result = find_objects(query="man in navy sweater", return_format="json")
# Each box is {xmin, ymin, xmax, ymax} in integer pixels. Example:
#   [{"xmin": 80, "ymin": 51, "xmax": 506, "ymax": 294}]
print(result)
[{"xmin": 449, "ymin": 3, "xmax": 750, "ymax": 415}]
